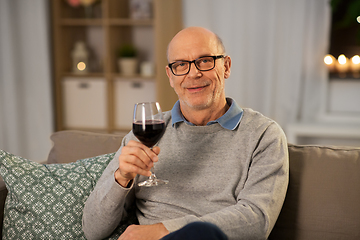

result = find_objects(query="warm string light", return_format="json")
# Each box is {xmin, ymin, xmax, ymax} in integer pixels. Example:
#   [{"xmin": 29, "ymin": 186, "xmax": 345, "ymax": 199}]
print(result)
[{"xmin": 324, "ymin": 54, "xmax": 360, "ymax": 78}]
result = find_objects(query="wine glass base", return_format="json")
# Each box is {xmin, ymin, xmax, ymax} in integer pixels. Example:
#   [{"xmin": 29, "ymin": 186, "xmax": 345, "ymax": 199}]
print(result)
[{"xmin": 138, "ymin": 179, "xmax": 169, "ymax": 187}]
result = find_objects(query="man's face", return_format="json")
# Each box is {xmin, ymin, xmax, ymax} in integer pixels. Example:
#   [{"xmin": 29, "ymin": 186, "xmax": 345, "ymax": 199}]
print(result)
[{"xmin": 166, "ymin": 29, "xmax": 231, "ymax": 112}]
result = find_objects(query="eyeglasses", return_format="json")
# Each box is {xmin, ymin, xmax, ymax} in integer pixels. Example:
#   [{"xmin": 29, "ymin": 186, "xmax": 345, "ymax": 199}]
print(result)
[{"xmin": 168, "ymin": 55, "xmax": 225, "ymax": 76}]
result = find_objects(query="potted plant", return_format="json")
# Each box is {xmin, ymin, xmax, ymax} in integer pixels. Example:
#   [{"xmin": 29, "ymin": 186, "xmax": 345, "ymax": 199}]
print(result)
[{"xmin": 117, "ymin": 43, "xmax": 138, "ymax": 76}]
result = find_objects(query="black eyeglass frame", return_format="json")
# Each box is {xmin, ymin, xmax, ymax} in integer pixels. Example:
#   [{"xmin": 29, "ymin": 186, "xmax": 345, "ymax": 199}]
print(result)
[{"xmin": 168, "ymin": 55, "xmax": 225, "ymax": 76}]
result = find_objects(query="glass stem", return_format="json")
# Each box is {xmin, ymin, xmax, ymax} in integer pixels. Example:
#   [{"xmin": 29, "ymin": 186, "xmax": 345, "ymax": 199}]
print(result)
[{"xmin": 149, "ymin": 167, "xmax": 156, "ymax": 180}]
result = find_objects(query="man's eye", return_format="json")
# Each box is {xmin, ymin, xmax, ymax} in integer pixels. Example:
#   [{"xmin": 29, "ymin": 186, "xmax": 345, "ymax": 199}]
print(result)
[
  {"xmin": 174, "ymin": 62, "xmax": 187, "ymax": 69},
  {"xmin": 198, "ymin": 58, "xmax": 213, "ymax": 65}
]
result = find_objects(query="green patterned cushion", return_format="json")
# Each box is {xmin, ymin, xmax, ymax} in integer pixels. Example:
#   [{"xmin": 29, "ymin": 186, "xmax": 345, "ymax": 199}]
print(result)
[{"xmin": 0, "ymin": 150, "xmax": 137, "ymax": 240}]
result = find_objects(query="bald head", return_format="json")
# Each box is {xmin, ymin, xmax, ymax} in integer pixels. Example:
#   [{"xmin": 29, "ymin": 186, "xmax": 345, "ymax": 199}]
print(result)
[{"xmin": 167, "ymin": 27, "xmax": 225, "ymax": 62}]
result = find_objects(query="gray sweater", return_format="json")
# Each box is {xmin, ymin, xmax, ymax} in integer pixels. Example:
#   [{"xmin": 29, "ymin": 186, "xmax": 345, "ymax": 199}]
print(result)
[{"xmin": 83, "ymin": 108, "xmax": 289, "ymax": 240}]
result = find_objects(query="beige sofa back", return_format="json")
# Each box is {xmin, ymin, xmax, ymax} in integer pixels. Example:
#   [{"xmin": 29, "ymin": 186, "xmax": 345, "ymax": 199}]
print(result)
[
  {"xmin": 1, "ymin": 131, "xmax": 359, "ymax": 239},
  {"xmin": 270, "ymin": 144, "xmax": 360, "ymax": 239},
  {"xmin": 48, "ymin": 131, "xmax": 360, "ymax": 239},
  {"xmin": 47, "ymin": 130, "xmax": 127, "ymax": 164}
]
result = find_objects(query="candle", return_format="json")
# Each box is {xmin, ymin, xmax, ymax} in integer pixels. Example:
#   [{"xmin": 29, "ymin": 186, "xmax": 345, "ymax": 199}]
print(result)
[
  {"xmin": 335, "ymin": 54, "xmax": 349, "ymax": 77},
  {"xmin": 324, "ymin": 54, "xmax": 336, "ymax": 73},
  {"xmin": 350, "ymin": 55, "xmax": 360, "ymax": 78}
]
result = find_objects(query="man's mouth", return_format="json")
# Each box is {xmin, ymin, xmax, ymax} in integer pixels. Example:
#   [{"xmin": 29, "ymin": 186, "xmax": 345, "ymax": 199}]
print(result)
[{"xmin": 186, "ymin": 84, "xmax": 209, "ymax": 92}]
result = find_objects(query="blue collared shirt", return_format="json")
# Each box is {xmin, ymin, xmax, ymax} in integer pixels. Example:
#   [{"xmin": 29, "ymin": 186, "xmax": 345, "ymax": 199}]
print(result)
[{"xmin": 171, "ymin": 97, "xmax": 243, "ymax": 130}]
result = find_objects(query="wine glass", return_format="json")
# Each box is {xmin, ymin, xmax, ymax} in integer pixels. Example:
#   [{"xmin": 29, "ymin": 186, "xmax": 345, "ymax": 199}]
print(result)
[{"xmin": 133, "ymin": 102, "xmax": 168, "ymax": 187}]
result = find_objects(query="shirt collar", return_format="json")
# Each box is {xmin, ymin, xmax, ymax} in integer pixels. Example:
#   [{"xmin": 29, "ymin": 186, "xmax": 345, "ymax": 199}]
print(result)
[{"xmin": 171, "ymin": 97, "xmax": 243, "ymax": 130}]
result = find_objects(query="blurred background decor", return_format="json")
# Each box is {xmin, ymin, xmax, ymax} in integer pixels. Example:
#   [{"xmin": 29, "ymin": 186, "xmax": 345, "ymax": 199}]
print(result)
[
  {"xmin": 117, "ymin": 43, "xmax": 138, "ymax": 76},
  {"xmin": 129, "ymin": 0, "xmax": 152, "ymax": 19},
  {"xmin": 0, "ymin": 0, "xmax": 359, "ymax": 162},
  {"xmin": 65, "ymin": 0, "xmax": 100, "ymax": 18},
  {"xmin": 72, "ymin": 41, "xmax": 90, "ymax": 74}
]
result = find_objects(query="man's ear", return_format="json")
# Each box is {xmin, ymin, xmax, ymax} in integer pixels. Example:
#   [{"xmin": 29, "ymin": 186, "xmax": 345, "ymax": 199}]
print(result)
[
  {"xmin": 166, "ymin": 66, "xmax": 174, "ymax": 88},
  {"xmin": 224, "ymin": 56, "xmax": 231, "ymax": 79}
]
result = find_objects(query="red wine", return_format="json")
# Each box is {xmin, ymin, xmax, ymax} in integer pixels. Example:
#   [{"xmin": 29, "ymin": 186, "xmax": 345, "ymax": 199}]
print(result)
[{"xmin": 133, "ymin": 120, "xmax": 165, "ymax": 148}]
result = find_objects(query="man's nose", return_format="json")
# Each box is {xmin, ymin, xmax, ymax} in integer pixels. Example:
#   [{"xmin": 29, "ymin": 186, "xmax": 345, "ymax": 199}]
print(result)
[{"xmin": 187, "ymin": 62, "xmax": 201, "ymax": 77}]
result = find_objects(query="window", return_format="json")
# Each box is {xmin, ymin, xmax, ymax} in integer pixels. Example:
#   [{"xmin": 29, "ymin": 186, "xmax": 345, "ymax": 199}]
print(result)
[{"xmin": 326, "ymin": 0, "xmax": 360, "ymax": 78}]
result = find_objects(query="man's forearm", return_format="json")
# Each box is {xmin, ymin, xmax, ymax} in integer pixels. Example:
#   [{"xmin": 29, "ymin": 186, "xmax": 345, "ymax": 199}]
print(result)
[
  {"xmin": 83, "ymin": 156, "xmax": 132, "ymax": 239},
  {"xmin": 161, "ymin": 202, "xmax": 267, "ymax": 239}
]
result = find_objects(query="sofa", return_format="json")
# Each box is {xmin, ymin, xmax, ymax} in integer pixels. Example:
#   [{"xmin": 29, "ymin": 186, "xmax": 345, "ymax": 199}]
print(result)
[{"xmin": 0, "ymin": 130, "xmax": 359, "ymax": 239}]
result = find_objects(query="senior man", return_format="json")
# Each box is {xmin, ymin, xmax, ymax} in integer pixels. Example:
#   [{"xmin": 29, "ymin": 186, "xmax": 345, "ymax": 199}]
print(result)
[{"xmin": 83, "ymin": 26, "xmax": 289, "ymax": 240}]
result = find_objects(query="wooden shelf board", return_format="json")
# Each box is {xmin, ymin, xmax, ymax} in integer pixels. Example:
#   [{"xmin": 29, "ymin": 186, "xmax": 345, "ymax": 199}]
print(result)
[
  {"xmin": 112, "ymin": 74, "xmax": 155, "ymax": 80},
  {"xmin": 60, "ymin": 18, "xmax": 103, "ymax": 26},
  {"xmin": 62, "ymin": 72, "xmax": 105, "ymax": 78},
  {"xmin": 59, "ymin": 18, "xmax": 154, "ymax": 26},
  {"xmin": 108, "ymin": 19, "xmax": 154, "ymax": 26}
]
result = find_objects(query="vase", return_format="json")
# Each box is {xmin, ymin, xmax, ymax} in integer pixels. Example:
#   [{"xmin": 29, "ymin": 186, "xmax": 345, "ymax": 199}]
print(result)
[{"xmin": 118, "ymin": 58, "xmax": 138, "ymax": 76}]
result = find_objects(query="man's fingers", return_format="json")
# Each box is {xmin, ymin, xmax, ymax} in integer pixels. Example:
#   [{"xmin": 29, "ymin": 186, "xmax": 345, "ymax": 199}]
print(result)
[
  {"xmin": 123, "ymin": 153, "xmax": 152, "ymax": 170},
  {"xmin": 122, "ymin": 146, "xmax": 155, "ymax": 168},
  {"xmin": 118, "ymin": 140, "xmax": 160, "ymax": 180},
  {"xmin": 122, "ymin": 163, "xmax": 151, "ymax": 177},
  {"xmin": 128, "ymin": 140, "xmax": 159, "ymax": 162}
]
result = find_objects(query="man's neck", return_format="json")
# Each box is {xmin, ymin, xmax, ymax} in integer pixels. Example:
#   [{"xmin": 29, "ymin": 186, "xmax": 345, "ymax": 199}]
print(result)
[{"xmin": 180, "ymin": 100, "xmax": 229, "ymax": 126}]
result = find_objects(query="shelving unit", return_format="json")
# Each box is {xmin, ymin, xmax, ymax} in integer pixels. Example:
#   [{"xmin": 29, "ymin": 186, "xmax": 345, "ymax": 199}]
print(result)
[{"xmin": 51, "ymin": 0, "xmax": 182, "ymax": 133}]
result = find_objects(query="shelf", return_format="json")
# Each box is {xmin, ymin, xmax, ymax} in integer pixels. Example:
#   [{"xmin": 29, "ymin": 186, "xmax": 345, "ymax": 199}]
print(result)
[
  {"xmin": 112, "ymin": 74, "xmax": 155, "ymax": 80},
  {"xmin": 63, "ymin": 73, "xmax": 157, "ymax": 81},
  {"xmin": 52, "ymin": 0, "xmax": 182, "ymax": 133},
  {"xmin": 60, "ymin": 18, "xmax": 103, "ymax": 26},
  {"xmin": 59, "ymin": 18, "xmax": 154, "ymax": 26},
  {"xmin": 62, "ymin": 73, "xmax": 105, "ymax": 78},
  {"xmin": 108, "ymin": 19, "xmax": 154, "ymax": 26}
]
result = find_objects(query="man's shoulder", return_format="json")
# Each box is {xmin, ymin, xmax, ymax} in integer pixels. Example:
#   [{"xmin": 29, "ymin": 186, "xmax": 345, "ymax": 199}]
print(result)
[
  {"xmin": 239, "ymin": 108, "xmax": 284, "ymax": 133},
  {"xmin": 241, "ymin": 108, "xmax": 274, "ymax": 123}
]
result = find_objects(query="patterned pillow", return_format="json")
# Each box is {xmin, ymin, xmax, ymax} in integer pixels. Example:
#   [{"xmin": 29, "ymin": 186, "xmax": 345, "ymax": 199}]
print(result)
[{"xmin": 0, "ymin": 150, "xmax": 137, "ymax": 240}]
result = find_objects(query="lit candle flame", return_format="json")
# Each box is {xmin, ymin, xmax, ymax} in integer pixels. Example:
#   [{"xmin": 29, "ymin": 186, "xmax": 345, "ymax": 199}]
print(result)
[
  {"xmin": 324, "ymin": 54, "xmax": 334, "ymax": 65},
  {"xmin": 338, "ymin": 54, "xmax": 347, "ymax": 65},
  {"xmin": 351, "ymin": 55, "xmax": 360, "ymax": 65}
]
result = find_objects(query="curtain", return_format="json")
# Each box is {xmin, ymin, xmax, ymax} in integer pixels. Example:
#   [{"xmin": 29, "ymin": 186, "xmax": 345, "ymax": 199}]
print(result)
[
  {"xmin": 0, "ymin": 0, "xmax": 53, "ymax": 161},
  {"xmin": 182, "ymin": 0, "xmax": 331, "ymax": 129}
]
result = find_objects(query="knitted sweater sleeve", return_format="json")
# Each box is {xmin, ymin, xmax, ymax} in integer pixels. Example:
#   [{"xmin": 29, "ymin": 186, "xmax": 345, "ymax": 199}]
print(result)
[
  {"xmin": 82, "ymin": 137, "xmax": 135, "ymax": 240},
  {"xmin": 161, "ymin": 122, "xmax": 289, "ymax": 240}
]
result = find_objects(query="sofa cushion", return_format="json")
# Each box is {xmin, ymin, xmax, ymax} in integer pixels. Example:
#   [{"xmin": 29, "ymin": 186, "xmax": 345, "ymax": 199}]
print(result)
[
  {"xmin": 47, "ymin": 130, "xmax": 127, "ymax": 164},
  {"xmin": 270, "ymin": 144, "xmax": 360, "ymax": 240},
  {"xmin": 0, "ymin": 150, "xmax": 136, "ymax": 239}
]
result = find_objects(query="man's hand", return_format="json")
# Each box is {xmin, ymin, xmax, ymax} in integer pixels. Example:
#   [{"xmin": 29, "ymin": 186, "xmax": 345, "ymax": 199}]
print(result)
[
  {"xmin": 118, "ymin": 223, "xmax": 169, "ymax": 240},
  {"xmin": 114, "ymin": 140, "xmax": 160, "ymax": 187}
]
